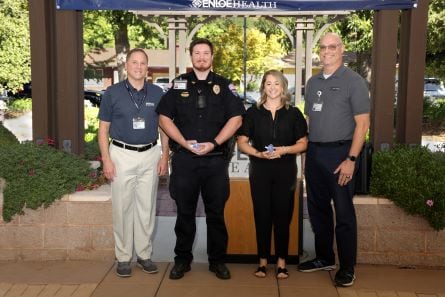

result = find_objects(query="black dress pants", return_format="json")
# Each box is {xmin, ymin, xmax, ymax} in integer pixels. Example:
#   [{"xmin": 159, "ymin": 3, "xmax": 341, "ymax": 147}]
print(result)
[
  {"xmin": 169, "ymin": 152, "xmax": 230, "ymax": 265},
  {"xmin": 249, "ymin": 159, "xmax": 297, "ymax": 260},
  {"xmin": 305, "ymin": 142, "xmax": 357, "ymax": 271}
]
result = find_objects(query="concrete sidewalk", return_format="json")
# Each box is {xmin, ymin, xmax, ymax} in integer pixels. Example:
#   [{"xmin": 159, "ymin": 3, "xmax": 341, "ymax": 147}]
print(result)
[{"xmin": 0, "ymin": 261, "xmax": 444, "ymax": 297}]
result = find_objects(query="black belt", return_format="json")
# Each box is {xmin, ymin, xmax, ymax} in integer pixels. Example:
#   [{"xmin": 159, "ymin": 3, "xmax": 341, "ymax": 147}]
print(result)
[
  {"xmin": 111, "ymin": 140, "xmax": 157, "ymax": 152},
  {"xmin": 309, "ymin": 140, "xmax": 352, "ymax": 147}
]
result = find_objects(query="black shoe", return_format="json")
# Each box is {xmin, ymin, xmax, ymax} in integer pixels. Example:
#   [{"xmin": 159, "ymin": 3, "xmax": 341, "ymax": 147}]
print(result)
[
  {"xmin": 334, "ymin": 269, "xmax": 356, "ymax": 287},
  {"xmin": 209, "ymin": 263, "xmax": 231, "ymax": 280},
  {"xmin": 169, "ymin": 263, "xmax": 191, "ymax": 280},
  {"xmin": 298, "ymin": 258, "xmax": 336, "ymax": 272},
  {"xmin": 116, "ymin": 262, "xmax": 132, "ymax": 277}
]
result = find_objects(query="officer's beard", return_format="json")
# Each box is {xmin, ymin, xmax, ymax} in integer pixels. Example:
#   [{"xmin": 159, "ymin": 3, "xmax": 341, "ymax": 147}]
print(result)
[{"xmin": 193, "ymin": 62, "xmax": 212, "ymax": 73}]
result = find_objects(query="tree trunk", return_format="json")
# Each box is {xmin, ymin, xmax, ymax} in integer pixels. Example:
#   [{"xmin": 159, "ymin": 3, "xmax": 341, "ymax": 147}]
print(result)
[
  {"xmin": 355, "ymin": 51, "xmax": 372, "ymax": 84},
  {"xmin": 114, "ymin": 21, "xmax": 130, "ymax": 82}
]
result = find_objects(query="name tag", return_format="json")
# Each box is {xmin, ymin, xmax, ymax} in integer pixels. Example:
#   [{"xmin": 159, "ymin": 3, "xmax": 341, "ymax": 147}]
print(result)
[
  {"xmin": 174, "ymin": 79, "xmax": 187, "ymax": 90},
  {"xmin": 133, "ymin": 117, "xmax": 145, "ymax": 130},
  {"xmin": 312, "ymin": 103, "xmax": 323, "ymax": 112}
]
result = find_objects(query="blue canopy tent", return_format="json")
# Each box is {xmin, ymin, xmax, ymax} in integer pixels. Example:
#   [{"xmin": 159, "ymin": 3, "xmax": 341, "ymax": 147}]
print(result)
[
  {"xmin": 56, "ymin": 0, "xmax": 417, "ymax": 11},
  {"xmin": 36, "ymin": 0, "xmax": 423, "ymax": 160}
]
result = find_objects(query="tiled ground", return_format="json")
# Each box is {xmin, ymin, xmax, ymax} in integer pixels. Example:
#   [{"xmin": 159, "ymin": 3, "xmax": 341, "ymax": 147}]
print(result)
[{"xmin": 1, "ymin": 261, "xmax": 444, "ymax": 297}]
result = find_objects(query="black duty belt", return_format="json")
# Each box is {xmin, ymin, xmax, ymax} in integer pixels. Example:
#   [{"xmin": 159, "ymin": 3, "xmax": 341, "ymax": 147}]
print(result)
[
  {"xmin": 111, "ymin": 139, "xmax": 157, "ymax": 152},
  {"xmin": 309, "ymin": 140, "xmax": 352, "ymax": 147}
]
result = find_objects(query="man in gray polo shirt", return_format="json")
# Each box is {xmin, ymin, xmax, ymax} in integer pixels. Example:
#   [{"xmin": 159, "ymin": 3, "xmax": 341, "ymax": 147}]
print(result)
[{"xmin": 297, "ymin": 33, "xmax": 370, "ymax": 287}]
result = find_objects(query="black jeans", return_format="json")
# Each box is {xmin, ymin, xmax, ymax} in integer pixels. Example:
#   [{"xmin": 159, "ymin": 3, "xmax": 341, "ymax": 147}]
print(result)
[
  {"xmin": 169, "ymin": 152, "xmax": 230, "ymax": 264},
  {"xmin": 305, "ymin": 142, "xmax": 358, "ymax": 271}
]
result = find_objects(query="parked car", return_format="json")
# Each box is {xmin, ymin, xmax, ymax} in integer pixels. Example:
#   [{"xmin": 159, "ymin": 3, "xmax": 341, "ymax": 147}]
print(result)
[
  {"xmin": 153, "ymin": 77, "xmax": 170, "ymax": 92},
  {"xmin": 239, "ymin": 92, "xmax": 259, "ymax": 106},
  {"xmin": 84, "ymin": 90, "xmax": 104, "ymax": 107},
  {"xmin": 0, "ymin": 89, "xmax": 9, "ymax": 101},
  {"xmin": 288, "ymin": 86, "xmax": 305, "ymax": 105},
  {"xmin": 395, "ymin": 78, "xmax": 445, "ymax": 104},
  {"xmin": 424, "ymin": 78, "xmax": 445, "ymax": 98}
]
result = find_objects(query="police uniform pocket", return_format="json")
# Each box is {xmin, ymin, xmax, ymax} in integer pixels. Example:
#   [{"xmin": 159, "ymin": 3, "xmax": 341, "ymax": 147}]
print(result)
[
  {"xmin": 207, "ymin": 97, "xmax": 225, "ymax": 123},
  {"xmin": 176, "ymin": 97, "xmax": 194, "ymax": 125}
]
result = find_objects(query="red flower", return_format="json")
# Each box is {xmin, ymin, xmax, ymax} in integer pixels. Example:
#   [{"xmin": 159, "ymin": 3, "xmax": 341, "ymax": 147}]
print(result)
[{"xmin": 46, "ymin": 137, "xmax": 56, "ymax": 146}]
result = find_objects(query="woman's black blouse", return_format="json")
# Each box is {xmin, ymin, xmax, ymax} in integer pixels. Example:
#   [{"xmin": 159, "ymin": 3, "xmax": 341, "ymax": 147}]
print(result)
[{"xmin": 238, "ymin": 104, "xmax": 307, "ymax": 161}]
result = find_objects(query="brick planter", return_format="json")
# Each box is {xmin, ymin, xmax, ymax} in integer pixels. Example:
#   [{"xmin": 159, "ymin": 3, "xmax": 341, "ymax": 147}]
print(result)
[
  {"xmin": 355, "ymin": 197, "xmax": 445, "ymax": 267},
  {"xmin": 1, "ymin": 179, "xmax": 444, "ymax": 266},
  {"xmin": 0, "ymin": 180, "xmax": 115, "ymax": 261}
]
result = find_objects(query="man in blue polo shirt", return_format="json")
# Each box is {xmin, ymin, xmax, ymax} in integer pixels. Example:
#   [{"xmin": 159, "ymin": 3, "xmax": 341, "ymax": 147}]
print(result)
[
  {"xmin": 98, "ymin": 48, "xmax": 169, "ymax": 277},
  {"xmin": 298, "ymin": 33, "xmax": 370, "ymax": 287}
]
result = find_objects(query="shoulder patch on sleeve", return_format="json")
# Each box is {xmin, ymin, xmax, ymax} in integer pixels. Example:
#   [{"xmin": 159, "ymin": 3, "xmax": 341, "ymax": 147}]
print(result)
[{"xmin": 228, "ymin": 83, "xmax": 238, "ymax": 96}]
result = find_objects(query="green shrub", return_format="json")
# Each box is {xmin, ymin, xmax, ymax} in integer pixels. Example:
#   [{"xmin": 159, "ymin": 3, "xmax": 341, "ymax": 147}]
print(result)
[
  {"xmin": 6, "ymin": 98, "xmax": 32, "ymax": 117},
  {"xmin": 0, "ymin": 122, "xmax": 19, "ymax": 145},
  {"xmin": 246, "ymin": 81, "xmax": 259, "ymax": 91},
  {"xmin": 84, "ymin": 106, "xmax": 100, "ymax": 160},
  {"xmin": 423, "ymin": 98, "xmax": 445, "ymax": 128},
  {"xmin": 0, "ymin": 142, "xmax": 100, "ymax": 222},
  {"xmin": 370, "ymin": 145, "xmax": 445, "ymax": 231}
]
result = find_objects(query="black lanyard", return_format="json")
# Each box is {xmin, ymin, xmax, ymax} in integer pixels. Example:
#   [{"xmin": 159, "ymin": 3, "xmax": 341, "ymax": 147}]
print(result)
[{"xmin": 125, "ymin": 80, "xmax": 148, "ymax": 112}]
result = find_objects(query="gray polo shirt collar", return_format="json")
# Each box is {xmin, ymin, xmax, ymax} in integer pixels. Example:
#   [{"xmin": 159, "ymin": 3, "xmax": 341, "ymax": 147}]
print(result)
[{"xmin": 316, "ymin": 65, "xmax": 347, "ymax": 80}]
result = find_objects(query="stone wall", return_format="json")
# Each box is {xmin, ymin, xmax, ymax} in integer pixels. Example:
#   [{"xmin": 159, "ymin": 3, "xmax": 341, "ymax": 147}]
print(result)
[
  {"xmin": 0, "ymin": 181, "xmax": 115, "ymax": 261},
  {"xmin": 355, "ymin": 197, "xmax": 445, "ymax": 267},
  {"xmin": 1, "ymin": 179, "xmax": 444, "ymax": 266}
]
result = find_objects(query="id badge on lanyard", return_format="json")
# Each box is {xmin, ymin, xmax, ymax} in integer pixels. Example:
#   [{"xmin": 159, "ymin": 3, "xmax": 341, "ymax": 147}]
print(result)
[
  {"xmin": 133, "ymin": 117, "xmax": 145, "ymax": 130},
  {"xmin": 312, "ymin": 90, "xmax": 323, "ymax": 112}
]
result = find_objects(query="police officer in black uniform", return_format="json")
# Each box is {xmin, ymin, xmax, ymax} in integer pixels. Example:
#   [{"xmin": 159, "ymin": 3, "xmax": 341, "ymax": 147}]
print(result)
[{"xmin": 156, "ymin": 38, "xmax": 245, "ymax": 280}]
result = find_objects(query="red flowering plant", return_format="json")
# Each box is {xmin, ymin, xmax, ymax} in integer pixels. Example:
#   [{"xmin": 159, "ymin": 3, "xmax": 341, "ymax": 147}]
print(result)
[{"xmin": 370, "ymin": 144, "xmax": 445, "ymax": 231}]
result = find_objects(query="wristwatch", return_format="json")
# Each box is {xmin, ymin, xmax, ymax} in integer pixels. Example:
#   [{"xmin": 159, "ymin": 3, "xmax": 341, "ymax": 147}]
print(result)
[
  {"xmin": 210, "ymin": 139, "xmax": 219, "ymax": 147},
  {"xmin": 346, "ymin": 155, "xmax": 357, "ymax": 162}
]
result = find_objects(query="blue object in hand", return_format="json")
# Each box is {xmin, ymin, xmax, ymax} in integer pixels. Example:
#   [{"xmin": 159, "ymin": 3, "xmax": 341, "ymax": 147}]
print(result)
[
  {"xmin": 265, "ymin": 144, "xmax": 274, "ymax": 153},
  {"xmin": 191, "ymin": 143, "xmax": 201, "ymax": 149}
]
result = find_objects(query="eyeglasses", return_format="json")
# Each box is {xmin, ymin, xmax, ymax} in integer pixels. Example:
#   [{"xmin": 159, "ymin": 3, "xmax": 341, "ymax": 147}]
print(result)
[{"xmin": 319, "ymin": 43, "xmax": 342, "ymax": 51}]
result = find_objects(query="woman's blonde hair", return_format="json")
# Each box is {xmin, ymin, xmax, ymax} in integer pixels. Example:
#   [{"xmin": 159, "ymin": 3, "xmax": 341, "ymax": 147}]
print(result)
[{"xmin": 257, "ymin": 69, "xmax": 291, "ymax": 108}]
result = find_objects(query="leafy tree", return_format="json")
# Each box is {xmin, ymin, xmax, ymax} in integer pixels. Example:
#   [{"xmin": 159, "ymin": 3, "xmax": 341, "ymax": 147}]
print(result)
[
  {"xmin": 331, "ymin": 11, "xmax": 373, "ymax": 81},
  {"xmin": 254, "ymin": 17, "xmax": 295, "ymax": 53},
  {"xmin": 197, "ymin": 18, "xmax": 284, "ymax": 86},
  {"xmin": 425, "ymin": 0, "xmax": 445, "ymax": 81},
  {"xmin": 83, "ymin": 11, "xmax": 165, "ymax": 81},
  {"xmin": 327, "ymin": 4, "xmax": 444, "ymax": 83},
  {"xmin": 0, "ymin": 0, "xmax": 30, "ymax": 93}
]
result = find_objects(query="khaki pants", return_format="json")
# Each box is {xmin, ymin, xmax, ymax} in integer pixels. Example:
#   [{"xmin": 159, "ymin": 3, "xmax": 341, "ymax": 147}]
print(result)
[{"xmin": 110, "ymin": 144, "xmax": 161, "ymax": 262}]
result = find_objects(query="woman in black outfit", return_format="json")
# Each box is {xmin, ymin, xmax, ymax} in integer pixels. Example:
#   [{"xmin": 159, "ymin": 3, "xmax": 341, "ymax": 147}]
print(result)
[{"xmin": 237, "ymin": 70, "xmax": 308, "ymax": 279}]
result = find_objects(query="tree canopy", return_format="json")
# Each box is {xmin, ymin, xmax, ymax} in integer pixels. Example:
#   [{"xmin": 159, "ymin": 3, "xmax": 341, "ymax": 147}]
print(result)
[
  {"xmin": 425, "ymin": 0, "xmax": 445, "ymax": 81},
  {"xmin": 197, "ymin": 18, "xmax": 285, "ymax": 87},
  {"xmin": 83, "ymin": 10, "xmax": 165, "ymax": 81},
  {"xmin": 331, "ymin": 11, "xmax": 373, "ymax": 81},
  {"xmin": 0, "ymin": 0, "xmax": 30, "ymax": 93}
]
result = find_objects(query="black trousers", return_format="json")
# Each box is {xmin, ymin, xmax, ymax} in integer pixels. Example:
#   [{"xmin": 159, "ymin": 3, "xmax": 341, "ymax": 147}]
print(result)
[
  {"xmin": 305, "ymin": 142, "xmax": 358, "ymax": 271},
  {"xmin": 169, "ymin": 152, "xmax": 230, "ymax": 264},
  {"xmin": 249, "ymin": 159, "xmax": 297, "ymax": 260}
]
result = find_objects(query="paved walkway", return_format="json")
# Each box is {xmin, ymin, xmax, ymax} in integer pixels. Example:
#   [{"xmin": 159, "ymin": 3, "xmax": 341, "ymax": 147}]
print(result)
[{"xmin": 1, "ymin": 261, "xmax": 444, "ymax": 297}]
